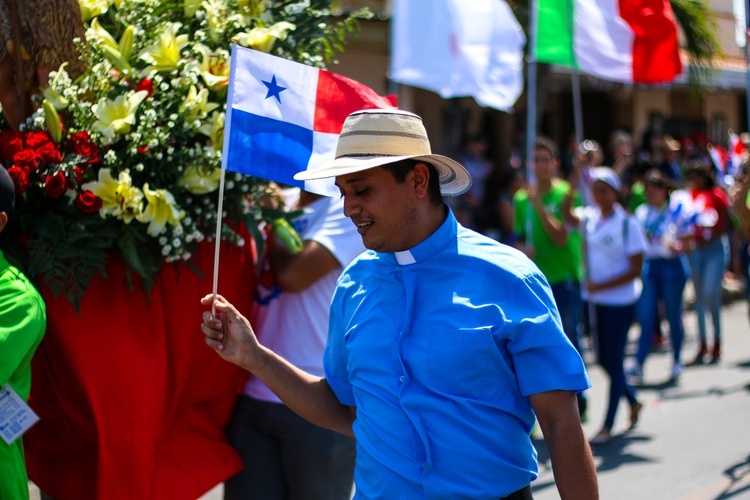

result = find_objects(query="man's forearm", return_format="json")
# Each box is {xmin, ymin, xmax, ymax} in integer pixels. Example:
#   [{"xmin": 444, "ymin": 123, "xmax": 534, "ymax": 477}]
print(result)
[{"xmin": 249, "ymin": 347, "xmax": 355, "ymax": 436}]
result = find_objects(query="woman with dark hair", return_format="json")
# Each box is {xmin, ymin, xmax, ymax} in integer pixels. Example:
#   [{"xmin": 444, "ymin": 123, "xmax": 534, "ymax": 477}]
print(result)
[
  {"xmin": 684, "ymin": 161, "xmax": 731, "ymax": 365},
  {"xmin": 626, "ymin": 170, "xmax": 694, "ymax": 383}
]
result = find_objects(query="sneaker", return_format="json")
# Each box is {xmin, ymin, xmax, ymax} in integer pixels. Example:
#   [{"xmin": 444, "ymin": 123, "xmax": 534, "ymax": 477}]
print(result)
[
  {"xmin": 625, "ymin": 362, "xmax": 643, "ymax": 384},
  {"xmin": 670, "ymin": 363, "xmax": 683, "ymax": 381}
]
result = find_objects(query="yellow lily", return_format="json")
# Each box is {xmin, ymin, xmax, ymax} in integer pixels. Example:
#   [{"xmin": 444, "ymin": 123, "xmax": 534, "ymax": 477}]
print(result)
[
  {"xmin": 88, "ymin": 17, "xmax": 119, "ymax": 51},
  {"xmin": 79, "ymin": 0, "xmax": 111, "ymax": 21},
  {"xmin": 81, "ymin": 168, "xmax": 144, "ymax": 223},
  {"xmin": 190, "ymin": 45, "xmax": 230, "ymax": 91},
  {"xmin": 43, "ymin": 63, "xmax": 70, "ymax": 110},
  {"xmin": 139, "ymin": 23, "xmax": 189, "ymax": 74},
  {"xmin": 238, "ymin": 0, "xmax": 267, "ymax": 24},
  {"xmin": 138, "ymin": 184, "xmax": 185, "ymax": 236},
  {"xmin": 178, "ymin": 165, "xmax": 222, "ymax": 194},
  {"xmin": 236, "ymin": 21, "xmax": 296, "ymax": 53},
  {"xmin": 92, "ymin": 90, "xmax": 149, "ymax": 140},
  {"xmin": 184, "ymin": 0, "xmax": 203, "ymax": 17},
  {"xmin": 198, "ymin": 111, "xmax": 225, "ymax": 152},
  {"xmin": 179, "ymin": 85, "xmax": 219, "ymax": 122}
]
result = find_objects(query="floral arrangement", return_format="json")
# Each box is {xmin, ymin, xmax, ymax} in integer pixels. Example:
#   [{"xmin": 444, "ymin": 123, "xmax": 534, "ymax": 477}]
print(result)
[{"xmin": 0, "ymin": 0, "xmax": 369, "ymax": 307}]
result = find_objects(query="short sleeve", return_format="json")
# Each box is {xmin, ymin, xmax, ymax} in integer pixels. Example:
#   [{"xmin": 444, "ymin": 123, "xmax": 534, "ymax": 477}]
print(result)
[
  {"xmin": 624, "ymin": 215, "xmax": 648, "ymax": 256},
  {"xmin": 0, "ymin": 271, "xmax": 46, "ymax": 389},
  {"xmin": 512, "ymin": 190, "xmax": 527, "ymax": 237},
  {"xmin": 323, "ymin": 279, "xmax": 356, "ymax": 406},
  {"xmin": 503, "ymin": 272, "xmax": 590, "ymax": 396}
]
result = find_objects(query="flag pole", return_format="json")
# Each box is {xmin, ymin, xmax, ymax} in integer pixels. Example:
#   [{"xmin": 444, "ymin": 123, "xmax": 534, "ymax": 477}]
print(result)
[
  {"xmin": 211, "ymin": 42, "xmax": 239, "ymax": 316},
  {"xmin": 745, "ymin": 0, "xmax": 750, "ymax": 130},
  {"xmin": 571, "ymin": 69, "xmax": 584, "ymax": 143},
  {"xmin": 525, "ymin": 0, "xmax": 539, "ymax": 249}
]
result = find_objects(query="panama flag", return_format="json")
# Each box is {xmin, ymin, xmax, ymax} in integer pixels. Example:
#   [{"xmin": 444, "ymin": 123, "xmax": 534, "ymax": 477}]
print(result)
[
  {"xmin": 536, "ymin": 0, "xmax": 682, "ymax": 84},
  {"xmin": 222, "ymin": 46, "xmax": 397, "ymax": 196},
  {"xmin": 708, "ymin": 144, "xmax": 730, "ymax": 175}
]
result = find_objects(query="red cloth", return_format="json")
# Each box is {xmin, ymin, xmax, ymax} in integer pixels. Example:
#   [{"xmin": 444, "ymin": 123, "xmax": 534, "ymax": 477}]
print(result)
[{"xmin": 25, "ymin": 239, "xmax": 255, "ymax": 499}]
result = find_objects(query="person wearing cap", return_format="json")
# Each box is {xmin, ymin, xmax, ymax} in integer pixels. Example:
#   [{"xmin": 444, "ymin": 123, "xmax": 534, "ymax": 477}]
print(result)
[
  {"xmin": 202, "ymin": 109, "xmax": 598, "ymax": 499},
  {"xmin": 684, "ymin": 160, "xmax": 731, "ymax": 365},
  {"xmin": 0, "ymin": 166, "xmax": 47, "ymax": 500},
  {"xmin": 513, "ymin": 137, "xmax": 588, "ymax": 422},
  {"xmin": 626, "ymin": 169, "xmax": 694, "ymax": 384},
  {"xmin": 562, "ymin": 167, "xmax": 648, "ymax": 445},
  {"xmin": 730, "ymin": 159, "xmax": 750, "ymax": 324}
]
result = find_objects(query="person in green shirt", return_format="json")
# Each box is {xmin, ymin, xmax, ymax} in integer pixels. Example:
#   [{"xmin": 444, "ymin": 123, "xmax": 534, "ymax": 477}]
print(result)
[
  {"xmin": 0, "ymin": 166, "xmax": 46, "ymax": 500},
  {"xmin": 513, "ymin": 137, "xmax": 587, "ymax": 421}
]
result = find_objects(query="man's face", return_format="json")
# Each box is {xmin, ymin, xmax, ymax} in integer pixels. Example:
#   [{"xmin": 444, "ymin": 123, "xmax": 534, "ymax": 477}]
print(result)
[
  {"xmin": 534, "ymin": 148, "xmax": 556, "ymax": 180},
  {"xmin": 336, "ymin": 166, "xmax": 421, "ymax": 252}
]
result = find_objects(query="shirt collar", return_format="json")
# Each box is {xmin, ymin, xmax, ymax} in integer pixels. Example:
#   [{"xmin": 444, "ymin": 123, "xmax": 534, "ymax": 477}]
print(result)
[{"xmin": 385, "ymin": 207, "xmax": 457, "ymax": 266}]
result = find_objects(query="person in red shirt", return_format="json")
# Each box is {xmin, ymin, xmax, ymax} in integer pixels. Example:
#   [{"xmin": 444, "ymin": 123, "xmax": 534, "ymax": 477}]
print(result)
[{"xmin": 685, "ymin": 161, "xmax": 731, "ymax": 365}]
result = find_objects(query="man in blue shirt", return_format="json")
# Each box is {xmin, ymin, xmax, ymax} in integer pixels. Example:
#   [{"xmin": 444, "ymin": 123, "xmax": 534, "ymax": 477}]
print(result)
[{"xmin": 202, "ymin": 109, "xmax": 598, "ymax": 499}]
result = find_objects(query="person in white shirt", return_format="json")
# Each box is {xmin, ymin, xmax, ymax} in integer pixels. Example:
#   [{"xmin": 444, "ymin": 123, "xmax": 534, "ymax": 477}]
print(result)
[
  {"xmin": 563, "ymin": 167, "xmax": 648, "ymax": 445},
  {"xmin": 223, "ymin": 188, "xmax": 364, "ymax": 500}
]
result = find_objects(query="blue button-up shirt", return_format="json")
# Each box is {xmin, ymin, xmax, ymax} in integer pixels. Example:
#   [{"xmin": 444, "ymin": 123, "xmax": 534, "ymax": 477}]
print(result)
[{"xmin": 325, "ymin": 209, "xmax": 590, "ymax": 499}]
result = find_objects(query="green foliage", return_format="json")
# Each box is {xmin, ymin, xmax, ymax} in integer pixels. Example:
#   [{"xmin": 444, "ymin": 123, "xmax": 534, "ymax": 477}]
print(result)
[{"xmin": 670, "ymin": 0, "xmax": 722, "ymax": 90}]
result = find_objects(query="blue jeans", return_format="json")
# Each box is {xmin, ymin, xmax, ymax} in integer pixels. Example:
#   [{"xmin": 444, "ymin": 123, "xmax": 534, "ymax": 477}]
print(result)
[
  {"xmin": 224, "ymin": 395, "xmax": 356, "ymax": 500},
  {"xmin": 594, "ymin": 303, "xmax": 638, "ymax": 430},
  {"xmin": 687, "ymin": 237, "xmax": 729, "ymax": 343},
  {"xmin": 636, "ymin": 257, "xmax": 689, "ymax": 366},
  {"xmin": 550, "ymin": 279, "xmax": 587, "ymax": 413}
]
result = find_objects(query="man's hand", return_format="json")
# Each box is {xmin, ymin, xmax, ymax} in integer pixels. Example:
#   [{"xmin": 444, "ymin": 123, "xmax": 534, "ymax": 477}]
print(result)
[{"xmin": 201, "ymin": 294, "xmax": 262, "ymax": 371}]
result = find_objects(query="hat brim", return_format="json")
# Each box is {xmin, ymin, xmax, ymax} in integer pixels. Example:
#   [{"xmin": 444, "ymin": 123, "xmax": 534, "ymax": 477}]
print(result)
[{"xmin": 293, "ymin": 154, "xmax": 472, "ymax": 197}]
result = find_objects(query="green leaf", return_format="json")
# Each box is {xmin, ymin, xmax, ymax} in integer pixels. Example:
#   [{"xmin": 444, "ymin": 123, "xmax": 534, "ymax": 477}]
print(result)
[
  {"xmin": 271, "ymin": 217, "xmax": 303, "ymax": 254},
  {"xmin": 29, "ymin": 213, "xmax": 66, "ymax": 241}
]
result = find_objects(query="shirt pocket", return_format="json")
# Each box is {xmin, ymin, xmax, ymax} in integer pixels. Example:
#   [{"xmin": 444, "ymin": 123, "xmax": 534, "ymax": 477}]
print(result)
[{"xmin": 427, "ymin": 327, "xmax": 500, "ymax": 399}]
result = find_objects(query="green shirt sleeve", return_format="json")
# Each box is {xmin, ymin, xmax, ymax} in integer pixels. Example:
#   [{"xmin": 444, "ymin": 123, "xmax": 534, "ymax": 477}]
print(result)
[{"xmin": 0, "ymin": 266, "xmax": 46, "ymax": 392}]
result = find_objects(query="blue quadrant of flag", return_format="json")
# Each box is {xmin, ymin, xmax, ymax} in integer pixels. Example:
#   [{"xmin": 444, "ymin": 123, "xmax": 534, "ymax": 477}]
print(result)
[{"xmin": 226, "ymin": 109, "xmax": 309, "ymax": 188}]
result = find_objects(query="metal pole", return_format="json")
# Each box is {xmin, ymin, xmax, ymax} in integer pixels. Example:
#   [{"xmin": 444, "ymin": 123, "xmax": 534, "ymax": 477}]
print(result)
[
  {"xmin": 745, "ymin": 0, "xmax": 750, "ymax": 130},
  {"xmin": 571, "ymin": 69, "xmax": 584, "ymax": 143},
  {"xmin": 525, "ymin": 0, "xmax": 539, "ymax": 249}
]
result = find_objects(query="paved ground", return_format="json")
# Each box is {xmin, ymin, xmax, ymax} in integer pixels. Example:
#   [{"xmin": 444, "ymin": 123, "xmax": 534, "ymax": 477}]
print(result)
[{"xmin": 30, "ymin": 279, "xmax": 749, "ymax": 499}]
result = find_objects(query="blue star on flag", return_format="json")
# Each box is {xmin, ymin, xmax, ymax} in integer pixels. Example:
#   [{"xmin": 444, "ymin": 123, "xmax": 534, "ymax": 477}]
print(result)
[{"xmin": 262, "ymin": 75, "xmax": 287, "ymax": 103}]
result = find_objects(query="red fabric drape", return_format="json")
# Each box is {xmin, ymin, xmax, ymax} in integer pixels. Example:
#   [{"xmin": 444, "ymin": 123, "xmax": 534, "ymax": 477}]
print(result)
[{"xmin": 25, "ymin": 238, "xmax": 255, "ymax": 499}]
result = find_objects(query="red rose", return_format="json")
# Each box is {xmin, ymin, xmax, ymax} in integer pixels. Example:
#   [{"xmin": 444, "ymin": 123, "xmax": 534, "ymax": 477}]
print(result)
[
  {"xmin": 36, "ymin": 141, "xmax": 63, "ymax": 165},
  {"xmin": 0, "ymin": 130, "xmax": 24, "ymax": 161},
  {"xmin": 25, "ymin": 131, "xmax": 52, "ymax": 150},
  {"xmin": 12, "ymin": 149, "xmax": 40, "ymax": 173},
  {"xmin": 7, "ymin": 165, "xmax": 30, "ymax": 194},
  {"xmin": 74, "ymin": 190, "xmax": 103, "ymax": 213},
  {"xmin": 135, "ymin": 78, "xmax": 154, "ymax": 97},
  {"xmin": 68, "ymin": 131, "xmax": 99, "ymax": 164},
  {"xmin": 44, "ymin": 171, "xmax": 68, "ymax": 199},
  {"xmin": 137, "ymin": 145, "xmax": 149, "ymax": 155}
]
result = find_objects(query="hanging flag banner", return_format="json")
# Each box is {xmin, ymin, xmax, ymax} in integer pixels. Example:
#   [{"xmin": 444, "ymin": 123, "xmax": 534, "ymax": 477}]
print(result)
[
  {"xmin": 537, "ymin": 0, "xmax": 682, "ymax": 84},
  {"xmin": 390, "ymin": 0, "xmax": 526, "ymax": 111},
  {"xmin": 222, "ymin": 46, "xmax": 397, "ymax": 197}
]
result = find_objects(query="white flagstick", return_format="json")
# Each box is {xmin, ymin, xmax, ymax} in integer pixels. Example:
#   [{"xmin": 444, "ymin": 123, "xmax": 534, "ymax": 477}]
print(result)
[
  {"xmin": 212, "ymin": 42, "xmax": 240, "ymax": 317},
  {"xmin": 211, "ymin": 166, "xmax": 227, "ymax": 317}
]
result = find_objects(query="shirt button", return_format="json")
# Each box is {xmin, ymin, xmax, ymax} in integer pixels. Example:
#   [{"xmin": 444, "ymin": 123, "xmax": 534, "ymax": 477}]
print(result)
[
  {"xmin": 421, "ymin": 463, "xmax": 427, "ymax": 469},
  {"xmin": 399, "ymin": 376, "xmax": 404, "ymax": 382}
]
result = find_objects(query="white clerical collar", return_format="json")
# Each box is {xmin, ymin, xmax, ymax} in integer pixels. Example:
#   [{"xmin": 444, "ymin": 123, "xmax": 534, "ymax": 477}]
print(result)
[{"xmin": 394, "ymin": 250, "xmax": 417, "ymax": 266}]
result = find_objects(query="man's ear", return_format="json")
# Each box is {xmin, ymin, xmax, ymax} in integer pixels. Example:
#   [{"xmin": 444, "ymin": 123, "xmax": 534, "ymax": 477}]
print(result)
[
  {"xmin": 411, "ymin": 162, "xmax": 431, "ymax": 199},
  {"xmin": 0, "ymin": 212, "xmax": 7, "ymax": 233}
]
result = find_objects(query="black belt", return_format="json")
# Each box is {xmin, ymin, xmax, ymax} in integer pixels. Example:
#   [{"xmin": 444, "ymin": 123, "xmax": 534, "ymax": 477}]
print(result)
[{"xmin": 501, "ymin": 484, "xmax": 533, "ymax": 500}]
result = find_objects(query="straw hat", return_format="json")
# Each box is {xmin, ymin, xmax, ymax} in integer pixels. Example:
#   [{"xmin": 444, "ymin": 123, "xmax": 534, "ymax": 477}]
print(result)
[{"xmin": 293, "ymin": 109, "xmax": 472, "ymax": 196}]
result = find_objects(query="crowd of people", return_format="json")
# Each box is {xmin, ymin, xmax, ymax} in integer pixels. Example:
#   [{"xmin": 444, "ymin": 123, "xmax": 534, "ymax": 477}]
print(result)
[{"xmin": 469, "ymin": 129, "xmax": 750, "ymax": 445}]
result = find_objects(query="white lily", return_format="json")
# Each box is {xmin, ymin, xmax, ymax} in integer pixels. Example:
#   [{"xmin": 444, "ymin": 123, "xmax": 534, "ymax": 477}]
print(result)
[
  {"xmin": 139, "ymin": 23, "xmax": 189, "ymax": 74},
  {"xmin": 179, "ymin": 85, "xmax": 219, "ymax": 122},
  {"xmin": 81, "ymin": 168, "xmax": 144, "ymax": 223},
  {"xmin": 138, "ymin": 184, "xmax": 185, "ymax": 236},
  {"xmin": 198, "ymin": 111, "xmax": 225, "ymax": 152},
  {"xmin": 92, "ymin": 90, "xmax": 149, "ymax": 140},
  {"xmin": 190, "ymin": 44, "xmax": 230, "ymax": 91},
  {"xmin": 236, "ymin": 21, "xmax": 296, "ymax": 53},
  {"xmin": 178, "ymin": 165, "xmax": 222, "ymax": 194}
]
